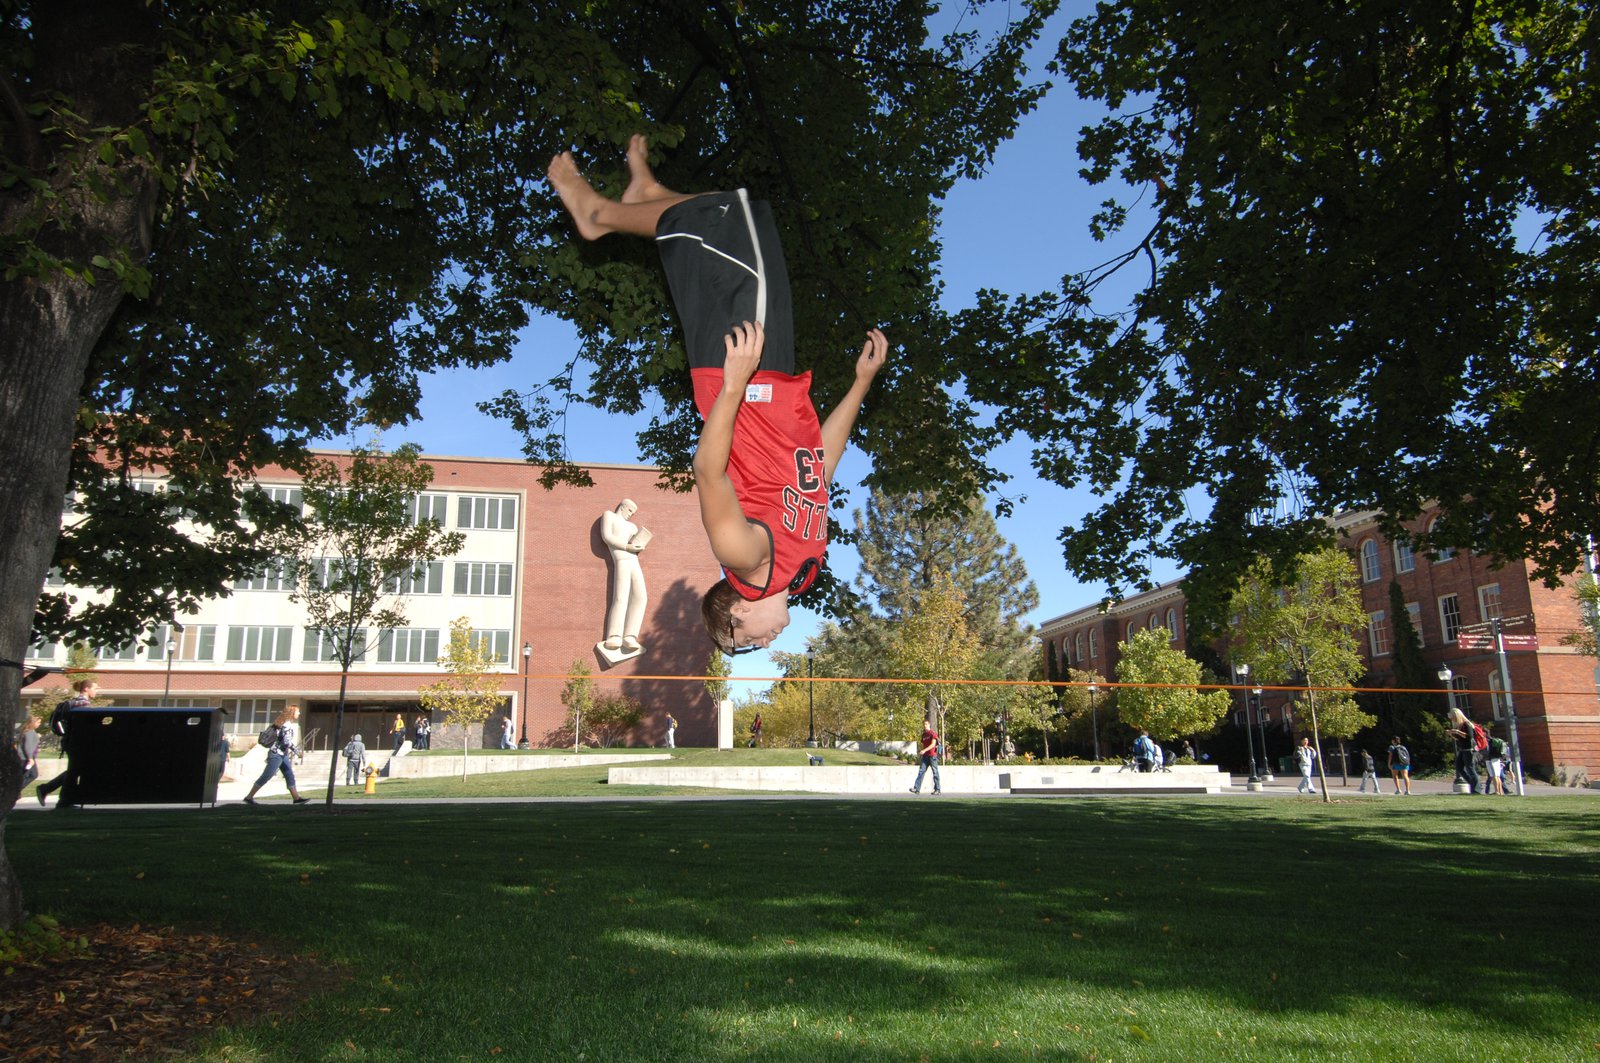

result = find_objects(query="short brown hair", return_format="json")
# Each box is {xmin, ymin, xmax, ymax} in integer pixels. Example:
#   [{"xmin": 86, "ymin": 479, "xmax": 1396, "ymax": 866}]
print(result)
[{"xmin": 701, "ymin": 579, "xmax": 741, "ymax": 652}]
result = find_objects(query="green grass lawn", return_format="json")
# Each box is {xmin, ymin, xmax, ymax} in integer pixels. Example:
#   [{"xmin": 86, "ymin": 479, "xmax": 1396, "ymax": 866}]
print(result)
[{"xmin": 9, "ymin": 796, "xmax": 1599, "ymax": 1061}]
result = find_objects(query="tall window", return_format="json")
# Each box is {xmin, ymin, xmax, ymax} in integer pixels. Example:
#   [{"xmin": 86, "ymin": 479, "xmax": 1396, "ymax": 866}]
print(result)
[
  {"xmin": 457, "ymin": 495, "xmax": 518, "ymax": 530},
  {"xmin": 1406, "ymin": 602, "xmax": 1424, "ymax": 647},
  {"xmin": 1429, "ymin": 518, "xmax": 1455, "ymax": 563},
  {"xmin": 1488, "ymin": 671, "xmax": 1507, "ymax": 719},
  {"xmin": 1367, "ymin": 611, "xmax": 1392, "ymax": 656},
  {"xmin": 1360, "ymin": 540, "xmax": 1381, "ymax": 582},
  {"xmin": 1393, "ymin": 540, "xmax": 1416, "ymax": 574},
  {"xmin": 1074, "ymin": 633, "xmax": 1085, "ymax": 662},
  {"xmin": 1477, "ymin": 583, "xmax": 1503, "ymax": 621},
  {"xmin": 377, "ymin": 628, "xmax": 440, "ymax": 664},
  {"xmin": 1089, "ymin": 630, "xmax": 1099, "ymax": 659},
  {"xmin": 405, "ymin": 493, "xmax": 448, "ymax": 526},
  {"xmin": 1166, "ymin": 608, "xmax": 1179, "ymax": 641},
  {"xmin": 1439, "ymin": 594, "xmax": 1463, "ymax": 643},
  {"xmin": 1126, "ymin": 621, "xmax": 1139, "ymax": 640},
  {"xmin": 1448, "ymin": 675, "xmax": 1471, "ymax": 712},
  {"xmin": 226, "ymin": 626, "xmax": 294, "ymax": 662},
  {"xmin": 471, "ymin": 628, "xmax": 512, "ymax": 664},
  {"xmin": 454, "ymin": 561, "xmax": 514, "ymax": 596}
]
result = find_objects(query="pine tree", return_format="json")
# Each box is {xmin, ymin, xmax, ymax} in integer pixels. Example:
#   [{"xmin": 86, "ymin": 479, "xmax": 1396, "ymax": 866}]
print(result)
[{"xmin": 852, "ymin": 490, "xmax": 1038, "ymax": 677}]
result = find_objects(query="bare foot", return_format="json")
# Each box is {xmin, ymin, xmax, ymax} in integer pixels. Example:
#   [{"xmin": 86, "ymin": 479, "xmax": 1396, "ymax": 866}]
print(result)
[
  {"xmin": 547, "ymin": 152, "xmax": 611, "ymax": 240},
  {"xmin": 621, "ymin": 134, "xmax": 672, "ymax": 204}
]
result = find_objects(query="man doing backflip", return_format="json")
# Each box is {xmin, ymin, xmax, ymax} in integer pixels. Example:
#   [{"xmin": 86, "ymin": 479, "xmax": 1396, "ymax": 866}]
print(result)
[{"xmin": 548, "ymin": 136, "xmax": 887, "ymax": 653}]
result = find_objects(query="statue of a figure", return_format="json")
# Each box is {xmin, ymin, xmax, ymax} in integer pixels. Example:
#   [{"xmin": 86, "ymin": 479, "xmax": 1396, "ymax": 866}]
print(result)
[{"xmin": 600, "ymin": 498, "xmax": 650, "ymax": 654}]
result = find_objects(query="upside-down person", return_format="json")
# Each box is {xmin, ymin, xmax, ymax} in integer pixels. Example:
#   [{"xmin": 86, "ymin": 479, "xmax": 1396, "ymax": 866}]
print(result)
[{"xmin": 548, "ymin": 135, "xmax": 888, "ymax": 653}]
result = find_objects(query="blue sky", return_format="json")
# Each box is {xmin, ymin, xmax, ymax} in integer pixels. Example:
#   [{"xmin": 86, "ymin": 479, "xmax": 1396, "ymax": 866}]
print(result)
[{"xmin": 378, "ymin": 2, "xmax": 1186, "ymax": 677}]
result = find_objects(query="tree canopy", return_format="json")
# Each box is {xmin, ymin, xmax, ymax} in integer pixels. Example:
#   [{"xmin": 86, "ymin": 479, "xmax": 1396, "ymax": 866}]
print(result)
[
  {"xmin": 950, "ymin": 0, "xmax": 1600, "ymax": 628},
  {"xmin": 0, "ymin": 0, "xmax": 1052, "ymax": 928},
  {"xmin": 1112, "ymin": 628, "xmax": 1230, "ymax": 742}
]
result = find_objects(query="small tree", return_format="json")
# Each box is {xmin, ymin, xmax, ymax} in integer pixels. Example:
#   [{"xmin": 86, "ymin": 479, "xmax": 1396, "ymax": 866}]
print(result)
[
  {"xmin": 282, "ymin": 440, "xmax": 464, "ymax": 804},
  {"xmin": 418, "ymin": 618, "xmax": 505, "ymax": 780},
  {"xmin": 889, "ymin": 572, "xmax": 980, "ymax": 757},
  {"xmin": 1229, "ymin": 547, "xmax": 1368, "ymax": 801},
  {"xmin": 561, "ymin": 659, "xmax": 596, "ymax": 750},
  {"xmin": 1114, "ymin": 629, "xmax": 1231, "ymax": 743},
  {"xmin": 587, "ymin": 693, "xmax": 645, "ymax": 748}
]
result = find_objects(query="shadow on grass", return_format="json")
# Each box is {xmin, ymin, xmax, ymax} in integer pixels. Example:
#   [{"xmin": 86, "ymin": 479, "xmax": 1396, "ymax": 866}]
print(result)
[{"xmin": 8, "ymin": 797, "xmax": 1599, "ymax": 1060}]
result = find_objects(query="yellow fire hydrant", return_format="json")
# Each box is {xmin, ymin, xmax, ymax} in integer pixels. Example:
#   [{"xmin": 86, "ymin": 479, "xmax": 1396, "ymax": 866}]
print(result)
[{"xmin": 364, "ymin": 764, "xmax": 377, "ymax": 795}]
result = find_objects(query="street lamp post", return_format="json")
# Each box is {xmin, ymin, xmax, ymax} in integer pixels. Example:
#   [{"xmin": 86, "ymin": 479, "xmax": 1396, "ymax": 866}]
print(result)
[
  {"xmin": 162, "ymin": 637, "xmax": 177, "ymax": 704},
  {"xmin": 1253, "ymin": 686, "xmax": 1272, "ymax": 781},
  {"xmin": 805, "ymin": 650, "xmax": 817, "ymax": 749},
  {"xmin": 1236, "ymin": 663, "xmax": 1259, "ymax": 784},
  {"xmin": 1087, "ymin": 682, "xmax": 1100, "ymax": 761},
  {"xmin": 520, "ymin": 642, "xmax": 531, "ymax": 748}
]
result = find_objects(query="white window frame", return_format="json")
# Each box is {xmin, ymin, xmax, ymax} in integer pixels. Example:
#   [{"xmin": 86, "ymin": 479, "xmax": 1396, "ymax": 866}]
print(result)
[
  {"xmin": 1393, "ymin": 540, "xmax": 1416, "ymax": 574},
  {"xmin": 1429, "ymin": 518, "xmax": 1455, "ymax": 563},
  {"xmin": 1406, "ymin": 602, "xmax": 1424, "ymax": 647},
  {"xmin": 457, "ymin": 494, "xmax": 518, "ymax": 531},
  {"xmin": 1166, "ymin": 608, "xmax": 1179, "ymax": 641},
  {"xmin": 1360, "ymin": 540, "xmax": 1381, "ymax": 582},
  {"xmin": 405, "ymin": 492, "xmax": 449, "ymax": 527},
  {"xmin": 235, "ymin": 557, "xmax": 295, "ymax": 593},
  {"xmin": 453, "ymin": 561, "xmax": 514, "ymax": 597},
  {"xmin": 1367, "ymin": 610, "xmax": 1392, "ymax": 657},
  {"xmin": 1477, "ymin": 583, "xmax": 1503, "ymax": 622},
  {"xmin": 1089, "ymin": 630, "xmax": 1099, "ymax": 659},
  {"xmin": 1487, "ymin": 671, "xmax": 1507, "ymax": 720},
  {"xmin": 383, "ymin": 561, "xmax": 446, "ymax": 596},
  {"xmin": 377, "ymin": 628, "xmax": 441, "ymax": 664},
  {"xmin": 471, "ymin": 628, "xmax": 512, "ymax": 664},
  {"xmin": 226, "ymin": 625, "xmax": 294, "ymax": 662}
]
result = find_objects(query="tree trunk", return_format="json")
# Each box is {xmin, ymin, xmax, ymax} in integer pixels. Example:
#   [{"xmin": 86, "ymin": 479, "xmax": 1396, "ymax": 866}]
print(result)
[
  {"xmin": 324, "ymin": 669, "xmax": 351, "ymax": 806},
  {"xmin": 0, "ymin": 0, "xmax": 162, "ymax": 930}
]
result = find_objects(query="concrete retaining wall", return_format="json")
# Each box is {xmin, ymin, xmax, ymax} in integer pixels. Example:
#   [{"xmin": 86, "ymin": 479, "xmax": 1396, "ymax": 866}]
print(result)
[{"xmin": 607, "ymin": 762, "xmax": 1232, "ymax": 795}]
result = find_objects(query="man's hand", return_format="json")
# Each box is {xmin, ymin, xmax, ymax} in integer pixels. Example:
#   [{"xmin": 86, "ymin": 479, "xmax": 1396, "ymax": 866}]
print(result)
[
  {"xmin": 724, "ymin": 320, "xmax": 764, "ymax": 393},
  {"xmin": 855, "ymin": 328, "xmax": 888, "ymax": 384}
]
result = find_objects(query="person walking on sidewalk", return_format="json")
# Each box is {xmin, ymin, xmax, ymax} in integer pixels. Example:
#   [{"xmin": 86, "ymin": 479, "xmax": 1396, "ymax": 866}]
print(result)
[
  {"xmin": 1387, "ymin": 737, "xmax": 1413, "ymax": 795},
  {"xmin": 1358, "ymin": 748, "xmax": 1384, "ymax": 793},
  {"xmin": 244, "ymin": 706, "xmax": 310, "ymax": 805},
  {"xmin": 1296, "ymin": 737, "xmax": 1319, "ymax": 795},
  {"xmin": 910, "ymin": 718, "xmax": 941, "ymax": 795}
]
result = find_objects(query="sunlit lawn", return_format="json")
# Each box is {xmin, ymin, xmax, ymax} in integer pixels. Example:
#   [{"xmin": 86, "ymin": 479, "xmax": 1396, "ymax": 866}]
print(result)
[{"xmin": 9, "ymin": 795, "xmax": 1599, "ymax": 1061}]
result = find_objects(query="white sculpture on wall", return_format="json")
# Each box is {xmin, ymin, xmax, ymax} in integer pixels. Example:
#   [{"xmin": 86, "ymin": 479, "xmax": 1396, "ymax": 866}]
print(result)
[{"xmin": 597, "ymin": 498, "xmax": 650, "ymax": 663}]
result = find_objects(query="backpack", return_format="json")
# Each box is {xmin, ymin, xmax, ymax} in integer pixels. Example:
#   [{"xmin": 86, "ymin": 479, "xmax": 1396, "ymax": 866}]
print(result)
[
  {"xmin": 1471, "ymin": 723, "xmax": 1488, "ymax": 751},
  {"xmin": 1393, "ymin": 744, "xmax": 1411, "ymax": 767},
  {"xmin": 258, "ymin": 723, "xmax": 282, "ymax": 749},
  {"xmin": 343, "ymin": 740, "xmax": 362, "ymax": 760},
  {"xmin": 48, "ymin": 702, "xmax": 71, "ymax": 736},
  {"xmin": 1487, "ymin": 736, "xmax": 1507, "ymax": 758}
]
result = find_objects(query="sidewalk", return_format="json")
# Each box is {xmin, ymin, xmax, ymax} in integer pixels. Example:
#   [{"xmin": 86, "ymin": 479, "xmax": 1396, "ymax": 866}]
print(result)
[{"xmin": 1226, "ymin": 772, "xmax": 1597, "ymax": 797}]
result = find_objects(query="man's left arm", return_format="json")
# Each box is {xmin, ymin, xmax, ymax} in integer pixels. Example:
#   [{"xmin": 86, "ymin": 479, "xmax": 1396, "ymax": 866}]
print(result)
[{"xmin": 820, "ymin": 329, "xmax": 888, "ymax": 484}]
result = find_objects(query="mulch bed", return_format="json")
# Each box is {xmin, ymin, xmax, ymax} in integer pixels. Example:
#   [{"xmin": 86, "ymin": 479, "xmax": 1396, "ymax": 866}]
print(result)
[{"xmin": 0, "ymin": 923, "xmax": 342, "ymax": 1061}]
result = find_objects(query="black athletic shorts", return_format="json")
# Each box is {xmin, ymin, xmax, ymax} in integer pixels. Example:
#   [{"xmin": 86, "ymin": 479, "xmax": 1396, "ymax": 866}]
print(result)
[{"xmin": 655, "ymin": 189, "xmax": 796, "ymax": 374}]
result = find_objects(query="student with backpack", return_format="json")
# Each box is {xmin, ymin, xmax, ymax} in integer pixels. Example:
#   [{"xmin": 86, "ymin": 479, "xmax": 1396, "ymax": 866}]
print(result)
[
  {"xmin": 35, "ymin": 678, "xmax": 95, "ymax": 807},
  {"xmin": 343, "ymin": 732, "xmax": 367, "ymax": 786},
  {"xmin": 1358, "ymin": 749, "xmax": 1383, "ymax": 793},
  {"xmin": 1447, "ymin": 708, "xmax": 1486, "ymax": 794},
  {"xmin": 1483, "ymin": 726, "xmax": 1507, "ymax": 795},
  {"xmin": 244, "ymin": 705, "xmax": 311, "ymax": 805},
  {"xmin": 1387, "ymin": 736, "xmax": 1413, "ymax": 795}
]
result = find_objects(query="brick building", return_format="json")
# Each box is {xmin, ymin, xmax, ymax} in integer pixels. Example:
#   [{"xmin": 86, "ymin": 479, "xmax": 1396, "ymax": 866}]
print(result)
[
  {"xmin": 24, "ymin": 452, "xmax": 723, "ymax": 749},
  {"xmin": 1038, "ymin": 511, "xmax": 1600, "ymax": 777}
]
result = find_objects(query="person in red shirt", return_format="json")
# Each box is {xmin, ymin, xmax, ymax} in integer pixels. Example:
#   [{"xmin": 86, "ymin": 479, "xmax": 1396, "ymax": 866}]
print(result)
[
  {"xmin": 548, "ymin": 136, "xmax": 888, "ymax": 653},
  {"xmin": 910, "ymin": 718, "xmax": 941, "ymax": 795}
]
